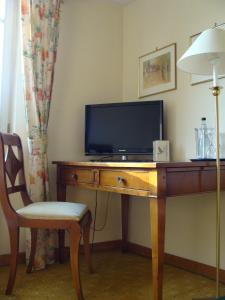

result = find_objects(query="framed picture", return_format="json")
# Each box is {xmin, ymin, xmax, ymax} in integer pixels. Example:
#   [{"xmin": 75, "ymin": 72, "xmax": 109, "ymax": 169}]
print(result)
[
  {"xmin": 138, "ymin": 43, "xmax": 177, "ymax": 98},
  {"xmin": 190, "ymin": 23, "xmax": 225, "ymax": 85}
]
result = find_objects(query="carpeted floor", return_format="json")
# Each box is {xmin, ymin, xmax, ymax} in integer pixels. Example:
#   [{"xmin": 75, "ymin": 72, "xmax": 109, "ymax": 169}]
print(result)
[{"xmin": 0, "ymin": 251, "xmax": 223, "ymax": 300}]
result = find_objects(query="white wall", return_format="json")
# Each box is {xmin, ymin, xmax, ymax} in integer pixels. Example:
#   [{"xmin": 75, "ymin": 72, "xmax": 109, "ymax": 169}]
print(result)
[
  {"xmin": 123, "ymin": 0, "xmax": 225, "ymax": 267},
  {"xmin": 48, "ymin": 0, "xmax": 124, "ymax": 243}
]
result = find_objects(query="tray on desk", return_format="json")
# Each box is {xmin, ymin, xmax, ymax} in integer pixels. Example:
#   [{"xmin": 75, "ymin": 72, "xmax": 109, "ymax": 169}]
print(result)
[{"xmin": 190, "ymin": 158, "xmax": 225, "ymax": 161}]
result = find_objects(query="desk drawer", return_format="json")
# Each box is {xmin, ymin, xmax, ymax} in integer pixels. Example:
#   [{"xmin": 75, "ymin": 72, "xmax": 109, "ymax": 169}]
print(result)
[
  {"xmin": 99, "ymin": 170, "xmax": 151, "ymax": 191},
  {"xmin": 60, "ymin": 168, "xmax": 94, "ymax": 184}
]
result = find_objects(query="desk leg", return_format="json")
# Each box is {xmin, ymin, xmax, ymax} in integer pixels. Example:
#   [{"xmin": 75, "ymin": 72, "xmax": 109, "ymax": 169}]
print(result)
[
  {"xmin": 121, "ymin": 194, "xmax": 129, "ymax": 252},
  {"xmin": 150, "ymin": 197, "xmax": 166, "ymax": 300},
  {"xmin": 57, "ymin": 183, "xmax": 66, "ymax": 263}
]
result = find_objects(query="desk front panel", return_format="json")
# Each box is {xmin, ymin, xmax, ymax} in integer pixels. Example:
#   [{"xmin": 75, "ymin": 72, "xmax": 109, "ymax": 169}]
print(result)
[
  {"xmin": 166, "ymin": 166, "xmax": 225, "ymax": 196},
  {"xmin": 58, "ymin": 165, "xmax": 158, "ymax": 197},
  {"xmin": 60, "ymin": 167, "xmax": 95, "ymax": 185},
  {"xmin": 56, "ymin": 162, "xmax": 225, "ymax": 198}
]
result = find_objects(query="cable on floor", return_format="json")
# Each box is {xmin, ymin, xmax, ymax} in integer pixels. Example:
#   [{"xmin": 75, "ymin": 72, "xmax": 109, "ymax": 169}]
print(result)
[{"xmin": 91, "ymin": 190, "xmax": 110, "ymax": 249}]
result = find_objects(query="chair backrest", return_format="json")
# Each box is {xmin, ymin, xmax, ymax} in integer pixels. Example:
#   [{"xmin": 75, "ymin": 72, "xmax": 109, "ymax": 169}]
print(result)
[{"xmin": 0, "ymin": 133, "xmax": 31, "ymax": 221}]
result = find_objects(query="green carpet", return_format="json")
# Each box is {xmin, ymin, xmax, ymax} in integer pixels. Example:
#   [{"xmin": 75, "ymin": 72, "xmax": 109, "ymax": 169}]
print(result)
[{"xmin": 0, "ymin": 251, "xmax": 223, "ymax": 299}]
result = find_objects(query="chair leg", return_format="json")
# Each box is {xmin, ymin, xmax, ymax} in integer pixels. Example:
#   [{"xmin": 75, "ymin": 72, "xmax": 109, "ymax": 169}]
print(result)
[
  {"xmin": 69, "ymin": 226, "xmax": 84, "ymax": 300},
  {"xmin": 58, "ymin": 229, "xmax": 65, "ymax": 263},
  {"xmin": 83, "ymin": 214, "xmax": 93, "ymax": 273},
  {"xmin": 26, "ymin": 228, "xmax": 37, "ymax": 273},
  {"xmin": 6, "ymin": 226, "xmax": 19, "ymax": 295}
]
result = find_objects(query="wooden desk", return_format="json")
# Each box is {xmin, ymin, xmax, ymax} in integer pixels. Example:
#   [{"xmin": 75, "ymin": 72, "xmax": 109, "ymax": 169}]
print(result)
[{"xmin": 53, "ymin": 161, "xmax": 225, "ymax": 300}]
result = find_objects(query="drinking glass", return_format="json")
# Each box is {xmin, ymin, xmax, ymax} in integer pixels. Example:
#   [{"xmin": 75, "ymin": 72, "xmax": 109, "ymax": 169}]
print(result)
[{"xmin": 195, "ymin": 128, "xmax": 216, "ymax": 159}]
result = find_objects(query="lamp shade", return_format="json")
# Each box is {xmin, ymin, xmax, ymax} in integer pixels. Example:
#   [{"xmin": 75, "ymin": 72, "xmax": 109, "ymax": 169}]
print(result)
[{"xmin": 177, "ymin": 28, "xmax": 225, "ymax": 75}]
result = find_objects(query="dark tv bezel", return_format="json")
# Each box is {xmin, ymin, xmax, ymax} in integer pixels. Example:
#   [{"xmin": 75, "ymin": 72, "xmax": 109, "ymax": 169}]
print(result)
[{"xmin": 85, "ymin": 100, "xmax": 164, "ymax": 156}]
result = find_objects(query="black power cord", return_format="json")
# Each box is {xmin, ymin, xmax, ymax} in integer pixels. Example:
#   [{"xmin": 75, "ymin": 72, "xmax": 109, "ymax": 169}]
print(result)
[
  {"xmin": 91, "ymin": 191, "xmax": 110, "ymax": 250},
  {"xmin": 91, "ymin": 190, "xmax": 98, "ymax": 250}
]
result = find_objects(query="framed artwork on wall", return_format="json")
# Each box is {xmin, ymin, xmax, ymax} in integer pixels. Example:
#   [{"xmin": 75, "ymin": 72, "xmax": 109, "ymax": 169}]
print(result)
[
  {"xmin": 190, "ymin": 22, "xmax": 225, "ymax": 86},
  {"xmin": 138, "ymin": 43, "xmax": 177, "ymax": 98}
]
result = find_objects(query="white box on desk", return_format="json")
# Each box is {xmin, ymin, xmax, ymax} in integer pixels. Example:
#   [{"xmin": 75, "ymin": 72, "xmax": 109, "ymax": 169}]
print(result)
[{"xmin": 153, "ymin": 140, "xmax": 170, "ymax": 162}]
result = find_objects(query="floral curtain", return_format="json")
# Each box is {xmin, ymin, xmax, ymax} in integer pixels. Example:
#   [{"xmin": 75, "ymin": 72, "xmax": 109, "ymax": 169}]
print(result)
[{"xmin": 21, "ymin": 0, "xmax": 62, "ymax": 269}]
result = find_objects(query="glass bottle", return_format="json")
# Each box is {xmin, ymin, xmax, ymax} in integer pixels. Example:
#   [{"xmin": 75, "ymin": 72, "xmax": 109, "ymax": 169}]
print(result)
[
  {"xmin": 195, "ymin": 117, "xmax": 208, "ymax": 159},
  {"xmin": 201, "ymin": 117, "xmax": 207, "ymax": 158},
  {"xmin": 195, "ymin": 118, "xmax": 216, "ymax": 159}
]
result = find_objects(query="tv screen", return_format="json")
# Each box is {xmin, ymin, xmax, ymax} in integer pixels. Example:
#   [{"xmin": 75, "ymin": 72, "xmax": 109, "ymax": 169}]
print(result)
[{"xmin": 85, "ymin": 100, "xmax": 163, "ymax": 156}]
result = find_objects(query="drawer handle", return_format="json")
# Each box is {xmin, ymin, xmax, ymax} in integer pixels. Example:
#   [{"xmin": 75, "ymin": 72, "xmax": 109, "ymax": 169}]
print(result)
[
  {"xmin": 72, "ymin": 174, "xmax": 78, "ymax": 180},
  {"xmin": 117, "ymin": 176, "xmax": 125, "ymax": 185}
]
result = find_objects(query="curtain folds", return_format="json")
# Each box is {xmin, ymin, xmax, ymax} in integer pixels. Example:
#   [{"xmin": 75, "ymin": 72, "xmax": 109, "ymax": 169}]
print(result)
[{"xmin": 21, "ymin": 0, "xmax": 62, "ymax": 270}]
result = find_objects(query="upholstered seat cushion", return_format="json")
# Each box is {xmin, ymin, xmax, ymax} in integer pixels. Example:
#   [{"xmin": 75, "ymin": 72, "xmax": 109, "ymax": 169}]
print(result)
[{"xmin": 16, "ymin": 202, "xmax": 88, "ymax": 221}]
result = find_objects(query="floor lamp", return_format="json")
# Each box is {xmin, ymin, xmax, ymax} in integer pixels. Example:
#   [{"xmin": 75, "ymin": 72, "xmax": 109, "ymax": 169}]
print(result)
[{"xmin": 177, "ymin": 27, "xmax": 225, "ymax": 299}]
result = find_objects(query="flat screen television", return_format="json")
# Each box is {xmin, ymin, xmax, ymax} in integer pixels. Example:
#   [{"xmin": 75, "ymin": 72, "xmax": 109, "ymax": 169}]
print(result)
[{"xmin": 85, "ymin": 100, "xmax": 163, "ymax": 156}]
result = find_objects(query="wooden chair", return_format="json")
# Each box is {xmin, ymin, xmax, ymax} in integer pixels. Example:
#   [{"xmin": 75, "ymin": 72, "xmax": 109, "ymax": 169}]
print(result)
[{"xmin": 0, "ymin": 133, "xmax": 93, "ymax": 300}]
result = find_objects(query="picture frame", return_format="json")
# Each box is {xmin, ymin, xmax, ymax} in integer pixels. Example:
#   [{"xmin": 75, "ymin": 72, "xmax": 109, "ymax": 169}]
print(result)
[
  {"xmin": 138, "ymin": 43, "xmax": 177, "ymax": 98},
  {"xmin": 190, "ymin": 23, "xmax": 225, "ymax": 86}
]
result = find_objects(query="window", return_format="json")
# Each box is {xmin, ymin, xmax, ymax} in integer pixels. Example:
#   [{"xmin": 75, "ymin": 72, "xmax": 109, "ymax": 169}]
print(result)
[
  {"xmin": 0, "ymin": 0, "xmax": 6, "ymax": 113},
  {"xmin": 0, "ymin": 0, "xmax": 20, "ymax": 132}
]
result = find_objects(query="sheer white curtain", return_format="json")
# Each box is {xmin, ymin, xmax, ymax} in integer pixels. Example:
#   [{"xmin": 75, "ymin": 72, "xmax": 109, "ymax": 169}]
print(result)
[{"xmin": 0, "ymin": 0, "xmax": 20, "ymax": 132}]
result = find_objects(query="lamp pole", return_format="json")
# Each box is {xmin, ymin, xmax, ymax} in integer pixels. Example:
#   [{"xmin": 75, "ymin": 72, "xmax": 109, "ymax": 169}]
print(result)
[{"xmin": 212, "ymin": 85, "xmax": 221, "ymax": 298}]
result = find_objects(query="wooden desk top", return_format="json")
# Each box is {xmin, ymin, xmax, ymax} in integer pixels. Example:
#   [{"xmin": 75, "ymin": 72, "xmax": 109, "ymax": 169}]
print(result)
[{"xmin": 53, "ymin": 160, "xmax": 225, "ymax": 169}]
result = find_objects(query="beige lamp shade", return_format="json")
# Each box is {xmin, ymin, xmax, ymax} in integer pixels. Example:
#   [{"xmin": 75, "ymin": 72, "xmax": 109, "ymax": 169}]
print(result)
[{"xmin": 177, "ymin": 28, "xmax": 225, "ymax": 76}]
